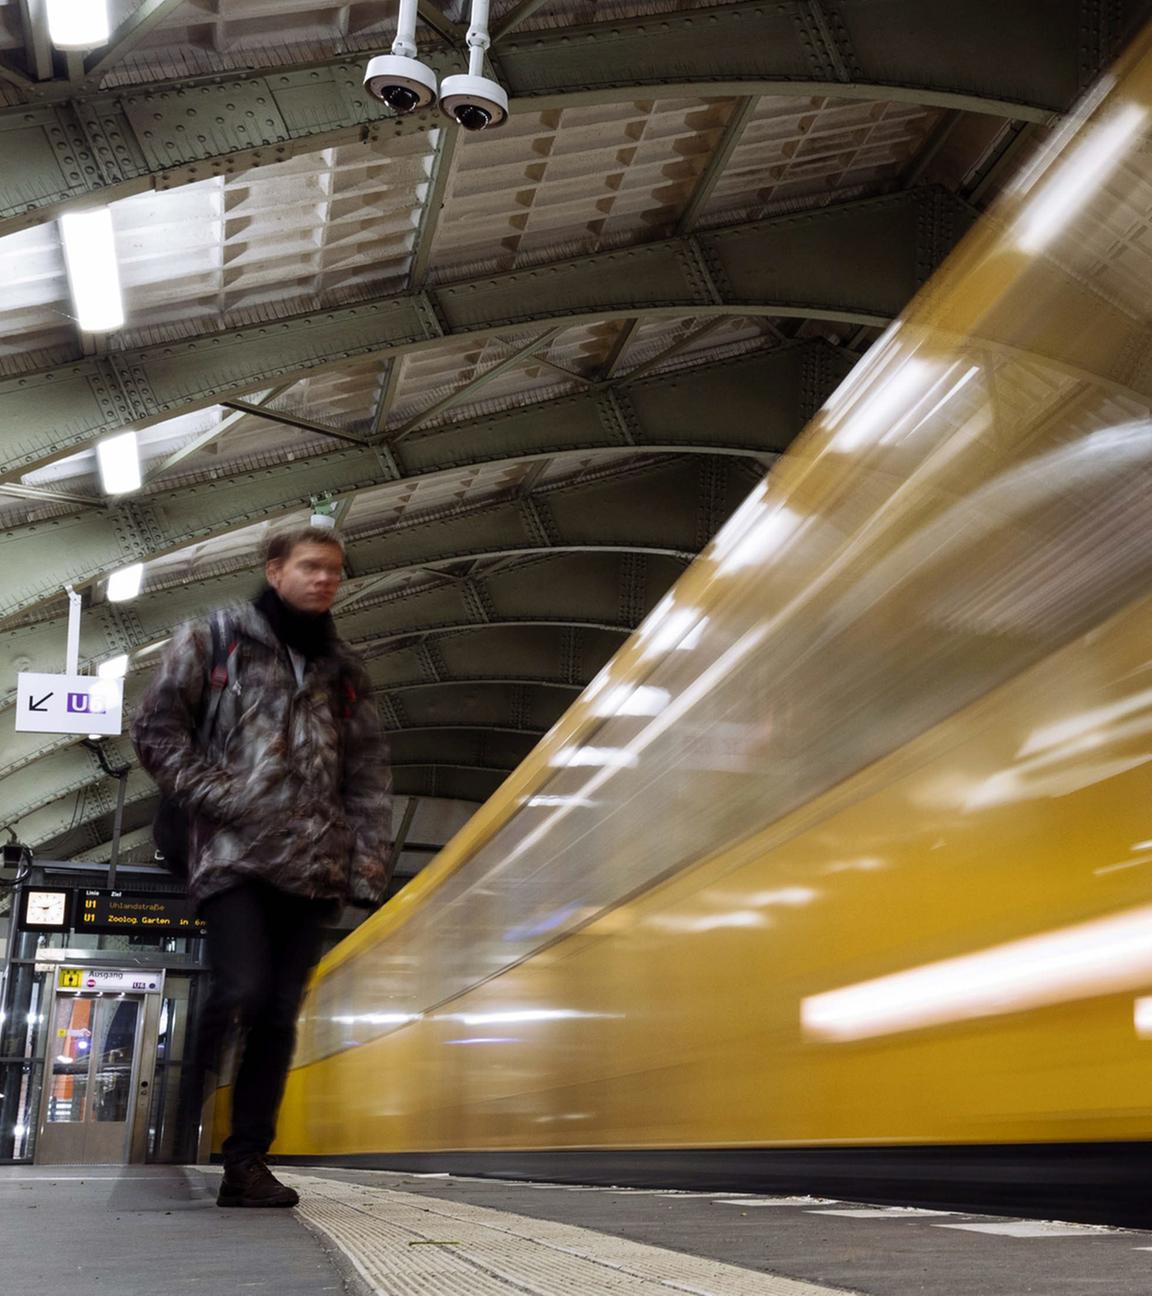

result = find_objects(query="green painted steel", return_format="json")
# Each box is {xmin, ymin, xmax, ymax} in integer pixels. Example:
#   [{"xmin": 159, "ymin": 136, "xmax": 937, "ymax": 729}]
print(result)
[
  {"xmin": 3, "ymin": 0, "xmax": 1112, "ymax": 237},
  {"xmin": 0, "ymin": 190, "xmax": 961, "ymax": 482}
]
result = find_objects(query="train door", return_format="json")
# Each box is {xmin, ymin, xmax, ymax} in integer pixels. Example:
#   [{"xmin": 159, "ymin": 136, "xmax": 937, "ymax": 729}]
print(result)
[{"xmin": 35, "ymin": 973, "xmax": 163, "ymax": 1165}]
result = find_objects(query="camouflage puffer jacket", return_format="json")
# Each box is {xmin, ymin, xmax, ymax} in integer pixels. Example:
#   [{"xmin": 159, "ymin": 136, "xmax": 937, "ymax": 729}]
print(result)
[{"xmin": 131, "ymin": 601, "xmax": 393, "ymax": 906}]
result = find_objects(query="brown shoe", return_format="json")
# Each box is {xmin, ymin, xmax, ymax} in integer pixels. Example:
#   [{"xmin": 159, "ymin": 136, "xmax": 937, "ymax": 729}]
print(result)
[{"xmin": 217, "ymin": 1156, "xmax": 299, "ymax": 1208}]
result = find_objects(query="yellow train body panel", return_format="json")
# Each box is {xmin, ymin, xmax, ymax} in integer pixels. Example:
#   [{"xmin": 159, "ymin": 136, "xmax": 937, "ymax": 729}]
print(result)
[
  {"xmin": 263, "ymin": 25, "xmax": 1152, "ymax": 1184},
  {"xmin": 274, "ymin": 587, "xmax": 1152, "ymax": 1157}
]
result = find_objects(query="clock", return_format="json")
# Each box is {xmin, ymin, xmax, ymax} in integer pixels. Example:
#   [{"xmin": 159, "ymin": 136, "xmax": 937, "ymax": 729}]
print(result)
[{"xmin": 19, "ymin": 888, "xmax": 72, "ymax": 932}]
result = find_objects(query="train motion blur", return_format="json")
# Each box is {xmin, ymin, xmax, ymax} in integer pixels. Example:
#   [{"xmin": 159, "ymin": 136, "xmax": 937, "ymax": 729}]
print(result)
[{"xmin": 265, "ymin": 25, "xmax": 1152, "ymax": 1223}]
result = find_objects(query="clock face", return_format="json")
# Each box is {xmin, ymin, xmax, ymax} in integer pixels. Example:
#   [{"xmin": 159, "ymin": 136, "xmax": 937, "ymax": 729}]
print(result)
[{"xmin": 23, "ymin": 890, "xmax": 68, "ymax": 929}]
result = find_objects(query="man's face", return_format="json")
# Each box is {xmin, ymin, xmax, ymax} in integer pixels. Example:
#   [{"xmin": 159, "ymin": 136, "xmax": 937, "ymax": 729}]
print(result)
[{"xmin": 267, "ymin": 541, "xmax": 344, "ymax": 614}]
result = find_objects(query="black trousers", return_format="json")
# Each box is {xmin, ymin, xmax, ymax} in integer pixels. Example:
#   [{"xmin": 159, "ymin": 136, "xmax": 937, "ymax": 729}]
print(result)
[{"xmin": 197, "ymin": 880, "xmax": 333, "ymax": 1163}]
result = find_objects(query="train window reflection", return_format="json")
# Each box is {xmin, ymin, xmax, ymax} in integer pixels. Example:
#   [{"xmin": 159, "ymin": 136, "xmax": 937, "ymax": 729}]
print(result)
[
  {"xmin": 636, "ymin": 598, "xmax": 708, "ymax": 657},
  {"xmin": 825, "ymin": 356, "xmax": 943, "ymax": 452},
  {"xmin": 1015, "ymin": 101, "xmax": 1146, "ymax": 253},
  {"xmin": 711, "ymin": 505, "xmax": 802, "ymax": 573},
  {"xmin": 802, "ymin": 904, "xmax": 1152, "ymax": 1042},
  {"xmin": 593, "ymin": 685, "xmax": 670, "ymax": 717},
  {"xmin": 553, "ymin": 746, "xmax": 639, "ymax": 768}
]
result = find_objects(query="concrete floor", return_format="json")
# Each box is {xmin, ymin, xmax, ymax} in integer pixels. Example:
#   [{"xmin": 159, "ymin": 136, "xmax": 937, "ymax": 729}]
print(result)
[
  {"xmin": 3, "ymin": 1163, "xmax": 1152, "ymax": 1296},
  {"xmin": 0, "ymin": 1166, "xmax": 346, "ymax": 1296}
]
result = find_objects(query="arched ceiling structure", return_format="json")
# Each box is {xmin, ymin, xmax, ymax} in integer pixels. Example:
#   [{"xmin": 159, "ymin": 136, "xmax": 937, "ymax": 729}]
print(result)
[{"xmin": 1, "ymin": 0, "xmax": 1150, "ymax": 867}]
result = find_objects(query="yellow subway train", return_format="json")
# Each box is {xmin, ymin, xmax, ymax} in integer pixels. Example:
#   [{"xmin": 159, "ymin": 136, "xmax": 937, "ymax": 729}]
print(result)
[{"xmin": 264, "ymin": 27, "xmax": 1152, "ymax": 1221}]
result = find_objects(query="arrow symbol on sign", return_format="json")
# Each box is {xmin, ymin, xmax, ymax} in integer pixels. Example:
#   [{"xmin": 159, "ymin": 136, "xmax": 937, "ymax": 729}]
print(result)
[{"xmin": 28, "ymin": 692, "xmax": 53, "ymax": 712}]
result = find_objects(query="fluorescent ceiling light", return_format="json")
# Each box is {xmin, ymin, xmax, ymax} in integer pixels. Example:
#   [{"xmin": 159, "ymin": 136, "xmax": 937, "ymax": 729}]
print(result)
[
  {"xmin": 97, "ymin": 654, "xmax": 128, "ymax": 679},
  {"xmin": 58, "ymin": 207, "xmax": 124, "ymax": 333},
  {"xmin": 106, "ymin": 563, "xmax": 143, "ymax": 603},
  {"xmin": 96, "ymin": 431, "xmax": 141, "ymax": 495},
  {"xmin": 46, "ymin": 0, "xmax": 110, "ymax": 49}
]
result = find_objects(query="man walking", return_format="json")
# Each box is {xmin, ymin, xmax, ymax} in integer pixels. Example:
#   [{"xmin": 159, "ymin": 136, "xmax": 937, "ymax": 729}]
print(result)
[{"xmin": 133, "ymin": 525, "xmax": 392, "ymax": 1207}]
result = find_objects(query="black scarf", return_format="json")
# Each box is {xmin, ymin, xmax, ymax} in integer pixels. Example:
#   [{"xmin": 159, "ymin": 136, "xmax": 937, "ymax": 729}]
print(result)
[{"xmin": 254, "ymin": 585, "xmax": 335, "ymax": 660}]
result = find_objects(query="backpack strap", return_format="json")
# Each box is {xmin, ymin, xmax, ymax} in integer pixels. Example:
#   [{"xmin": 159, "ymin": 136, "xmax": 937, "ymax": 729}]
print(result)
[{"xmin": 198, "ymin": 610, "xmax": 238, "ymax": 747}]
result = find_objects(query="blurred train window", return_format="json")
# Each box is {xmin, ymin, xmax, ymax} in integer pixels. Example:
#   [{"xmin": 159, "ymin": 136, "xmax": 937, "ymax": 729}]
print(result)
[{"xmin": 301, "ymin": 73, "xmax": 1152, "ymax": 1063}]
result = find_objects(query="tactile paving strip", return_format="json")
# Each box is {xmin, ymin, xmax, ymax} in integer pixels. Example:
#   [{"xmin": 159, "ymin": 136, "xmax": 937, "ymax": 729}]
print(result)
[{"xmin": 282, "ymin": 1173, "xmax": 858, "ymax": 1296}]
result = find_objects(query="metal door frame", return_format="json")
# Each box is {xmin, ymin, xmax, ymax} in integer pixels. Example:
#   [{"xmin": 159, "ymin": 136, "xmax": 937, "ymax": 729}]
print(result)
[{"xmin": 34, "ymin": 973, "xmax": 165, "ymax": 1165}]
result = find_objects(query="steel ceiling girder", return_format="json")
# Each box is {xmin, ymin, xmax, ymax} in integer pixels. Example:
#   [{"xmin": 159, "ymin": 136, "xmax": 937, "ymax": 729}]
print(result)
[
  {"xmin": 0, "ymin": 557, "xmax": 673, "ymax": 819},
  {"xmin": 67, "ymin": 824, "xmax": 155, "ymax": 865},
  {"xmin": 0, "ymin": 548, "xmax": 681, "ymax": 764},
  {"xmin": 38, "ymin": 763, "xmax": 497, "ymax": 863},
  {"xmin": 11, "ymin": 678, "xmax": 573, "ymax": 845},
  {"xmin": 2, "ymin": 0, "xmax": 1124, "ymax": 238},
  {"xmin": 5, "ymin": 715, "xmax": 548, "ymax": 839},
  {"xmin": 0, "ymin": 616, "xmax": 629, "ymax": 798},
  {"xmin": 0, "ymin": 546, "xmax": 655, "ymax": 720},
  {"xmin": 55, "ymin": 776, "xmax": 492, "ymax": 864},
  {"xmin": 371, "ymin": 623, "xmax": 625, "ymax": 691},
  {"xmin": 0, "ymin": 191, "xmax": 958, "ymax": 481},
  {"xmin": 0, "ymin": 545, "xmax": 703, "ymax": 820},
  {"xmin": 0, "ymin": 340, "xmax": 853, "ymax": 622}
]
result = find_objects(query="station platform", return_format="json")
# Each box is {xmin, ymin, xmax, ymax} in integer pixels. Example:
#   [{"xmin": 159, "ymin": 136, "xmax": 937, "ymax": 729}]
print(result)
[{"xmin": 4, "ymin": 1164, "xmax": 1152, "ymax": 1296}]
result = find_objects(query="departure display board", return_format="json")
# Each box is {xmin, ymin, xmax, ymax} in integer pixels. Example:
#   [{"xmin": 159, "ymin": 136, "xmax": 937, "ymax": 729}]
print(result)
[{"xmin": 76, "ymin": 890, "xmax": 206, "ymax": 935}]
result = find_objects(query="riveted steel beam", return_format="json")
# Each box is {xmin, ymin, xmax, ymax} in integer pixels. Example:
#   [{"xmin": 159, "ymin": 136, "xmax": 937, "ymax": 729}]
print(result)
[
  {"xmin": 598, "ymin": 319, "xmax": 642, "ymax": 382},
  {"xmin": 410, "ymin": 124, "xmax": 461, "ymax": 289},
  {"xmin": 491, "ymin": 0, "xmax": 551, "ymax": 42},
  {"xmin": 619, "ymin": 318, "xmax": 729, "ymax": 383},
  {"xmin": 0, "ymin": 482, "xmax": 105, "ymax": 509},
  {"xmin": 3, "ymin": 0, "xmax": 1104, "ymax": 237},
  {"xmin": 0, "ymin": 192, "xmax": 952, "ymax": 482},
  {"xmin": 371, "ymin": 357, "xmax": 406, "ymax": 439},
  {"xmin": 0, "ymin": 341, "xmax": 851, "ymax": 623},
  {"xmin": 393, "ymin": 328, "xmax": 561, "ymax": 440},
  {"xmin": 146, "ymin": 386, "xmax": 290, "ymax": 479},
  {"xmin": 676, "ymin": 96, "xmax": 758, "ymax": 237},
  {"xmin": 220, "ymin": 399, "xmax": 369, "ymax": 445},
  {"xmin": 417, "ymin": 1, "xmax": 468, "ymax": 47}
]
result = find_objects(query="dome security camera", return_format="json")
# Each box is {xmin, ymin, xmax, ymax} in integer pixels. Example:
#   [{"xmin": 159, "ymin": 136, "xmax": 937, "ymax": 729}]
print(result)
[
  {"xmin": 438, "ymin": 72, "xmax": 509, "ymax": 131},
  {"xmin": 363, "ymin": 53, "xmax": 438, "ymax": 114}
]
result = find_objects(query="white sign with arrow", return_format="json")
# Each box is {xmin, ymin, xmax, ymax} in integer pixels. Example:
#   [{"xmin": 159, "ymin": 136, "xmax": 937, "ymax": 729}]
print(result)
[{"xmin": 15, "ymin": 672, "xmax": 124, "ymax": 736}]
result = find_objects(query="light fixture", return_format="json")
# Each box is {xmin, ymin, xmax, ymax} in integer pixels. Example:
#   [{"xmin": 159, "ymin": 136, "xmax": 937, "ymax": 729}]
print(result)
[
  {"xmin": 96, "ymin": 430, "xmax": 141, "ymax": 495},
  {"xmin": 106, "ymin": 563, "xmax": 143, "ymax": 603},
  {"xmin": 46, "ymin": 0, "xmax": 110, "ymax": 49},
  {"xmin": 58, "ymin": 207, "xmax": 124, "ymax": 334},
  {"xmin": 97, "ymin": 654, "xmax": 128, "ymax": 680}
]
